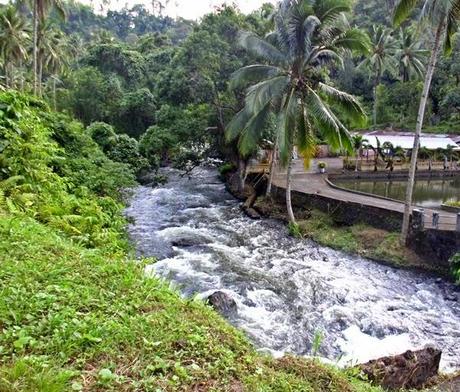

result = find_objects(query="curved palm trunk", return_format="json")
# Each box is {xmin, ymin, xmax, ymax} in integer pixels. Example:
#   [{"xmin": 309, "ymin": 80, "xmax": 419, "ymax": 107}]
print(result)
[
  {"xmin": 355, "ymin": 148, "xmax": 359, "ymax": 172},
  {"xmin": 372, "ymin": 74, "xmax": 381, "ymax": 130},
  {"xmin": 32, "ymin": 0, "xmax": 38, "ymax": 95},
  {"xmin": 237, "ymin": 157, "xmax": 247, "ymax": 194},
  {"xmin": 400, "ymin": 20, "xmax": 445, "ymax": 245},
  {"xmin": 286, "ymin": 144, "xmax": 296, "ymax": 224},
  {"xmin": 266, "ymin": 136, "xmax": 279, "ymax": 196}
]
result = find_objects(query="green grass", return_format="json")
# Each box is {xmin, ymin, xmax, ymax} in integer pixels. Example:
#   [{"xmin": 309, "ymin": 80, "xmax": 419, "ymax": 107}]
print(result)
[
  {"xmin": 0, "ymin": 213, "xmax": 383, "ymax": 391},
  {"xmin": 296, "ymin": 210, "xmax": 424, "ymax": 268}
]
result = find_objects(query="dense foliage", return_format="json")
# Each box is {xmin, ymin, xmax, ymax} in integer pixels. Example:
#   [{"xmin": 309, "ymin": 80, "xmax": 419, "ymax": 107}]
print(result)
[{"xmin": 0, "ymin": 90, "xmax": 384, "ymax": 392}]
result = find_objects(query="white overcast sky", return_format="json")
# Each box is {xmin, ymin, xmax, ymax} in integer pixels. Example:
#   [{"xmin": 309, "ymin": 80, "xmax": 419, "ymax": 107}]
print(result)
[{"xmin": 81, "ymin": 0, "xmax": 277, "ymax": 19}]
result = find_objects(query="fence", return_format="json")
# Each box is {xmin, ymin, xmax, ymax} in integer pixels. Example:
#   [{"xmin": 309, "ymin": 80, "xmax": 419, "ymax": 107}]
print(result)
[{"xmin": 413, "ymin": 209, "xmax": 460, "ymax": 232}]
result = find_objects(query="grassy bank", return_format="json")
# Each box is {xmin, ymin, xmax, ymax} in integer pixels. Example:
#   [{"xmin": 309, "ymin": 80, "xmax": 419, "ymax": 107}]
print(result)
[
  {"xmin": 0, "ymin": 213, "xmax": 384, "ymax": 391},
  {"xmin": 253, "ymin": 197, "xmax": 435, "ymax": 272},
  {"xmin": 0, "ymin": 92, "xmax": 384, "ymax": 390}
]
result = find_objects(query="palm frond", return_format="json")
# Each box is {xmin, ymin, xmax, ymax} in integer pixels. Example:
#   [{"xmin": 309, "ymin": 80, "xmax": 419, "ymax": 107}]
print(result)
[
  {"xmin": 333, "ymin": 28, "xmax": 371, "ymax": 54},
  {"xmin": 225, "ymin": 108, "xmax": 251, "ymax": 143},
  {"xmin": 319, "ymin": 83, "xmax": 367, "ymax": 126},
  {"xmin": 307, "ymin": 86, "xmax": 353, "ymax": 152},
  {"xmin": 238, "ymin": 102, "xmax": 272, "ymax": 157},
  {"xmin": 393, "ymin": 0, "xmax": 419, "ymax": 26},
  {"xmin": 245, "ymin": 75, "xmax": 290, "ymax": 113},
  {"xmin": 238, "ymin": 31, "xmax": 285, "ymax": 65},
  {"xmin": 229, "ymin": 65, "xmax": 282, "ymax": 91}
]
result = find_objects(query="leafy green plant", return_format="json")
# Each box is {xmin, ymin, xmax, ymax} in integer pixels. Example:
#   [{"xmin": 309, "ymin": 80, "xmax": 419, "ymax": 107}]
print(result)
[
  {"xmin": 288, "ymin": 222, "xmax": 302, "ymax": 239},
  {"xmin": 450, "ymin": 253, "xmax": 460, "ymax": 284},
  {"xmin": 218, "ymin": 162, "xmax": 236, "ymax": 177}
]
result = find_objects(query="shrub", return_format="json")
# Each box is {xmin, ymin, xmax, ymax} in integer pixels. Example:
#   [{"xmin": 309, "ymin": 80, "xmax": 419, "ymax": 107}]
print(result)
[
  {"xmin": 139, "ymin": 125, "xmax": 177, "ymax": 167},
  {"xmin": 450, "ymin": 253, "xmax": 460, "ymax": 284},
  {"xmin": 0, "ymin": 91, "xmax": 135, "ymax": 247},
  {"xmin": 218, "ymin": 162, "xmax": 237, "ymax": 177},
  {"xmin": 87, "ymin": 121, "xmax": 117, "ymax": 152}
]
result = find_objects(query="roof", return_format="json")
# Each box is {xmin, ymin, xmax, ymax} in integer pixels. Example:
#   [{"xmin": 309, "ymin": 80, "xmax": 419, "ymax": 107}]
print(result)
[{"xmin": 363, "ymin": 131, "xmax": 460, "ymax": 150}]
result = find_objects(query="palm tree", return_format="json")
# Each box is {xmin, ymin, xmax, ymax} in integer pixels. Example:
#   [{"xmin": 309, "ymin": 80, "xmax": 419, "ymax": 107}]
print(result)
[
  {"xmin": 226, "ymin": 0, "xmax": 369, "ymax": 223},
  {"xmin": 445, "ymin": 144, "xmax": 457, "ymax": 169},
  {"xmin": 0, "ymin": 5, "xmax": 30, "ymax": 89},
  {"xmin": 352, "ymin": 134, "xmax": 368, "ymax": 171},
  {"xmin": 369, "ymin": 137, "xmax": 386, "ymax": 171},
  {"xmin": 418, "ymin": 146, "xmax": 433, "ymax": 170},
  {"xmin": 30, "ymin": 0, "xmax": 65, "ymax": 95},
  {"xmin": 394, "ymin": 0, "xmax": 460, "ymax": 244},
  {"xmin": 396, "ymin": 28, "xmax": 428, "ymax": 82},
  {"xmin": 359, "ymin": 25, "xmax": 398, "ymax": 129}
]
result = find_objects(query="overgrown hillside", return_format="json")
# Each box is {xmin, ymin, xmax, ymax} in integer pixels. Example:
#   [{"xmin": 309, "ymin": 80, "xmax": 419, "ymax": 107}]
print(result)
[{"xmin": 0, "ymin": 92, "xmax": 383, "ymax": 391}]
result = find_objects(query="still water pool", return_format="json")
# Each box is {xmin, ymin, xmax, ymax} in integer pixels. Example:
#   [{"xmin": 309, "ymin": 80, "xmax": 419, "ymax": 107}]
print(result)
[{"xmin": 334, "ymin": 176, "xmax": 460, "ymax": 208}]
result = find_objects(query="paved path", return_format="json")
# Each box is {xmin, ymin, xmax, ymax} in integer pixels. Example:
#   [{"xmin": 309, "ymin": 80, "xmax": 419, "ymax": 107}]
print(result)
[{"xmin": 270, "ymin": 159, "xmax": 458, "ymax": 232}]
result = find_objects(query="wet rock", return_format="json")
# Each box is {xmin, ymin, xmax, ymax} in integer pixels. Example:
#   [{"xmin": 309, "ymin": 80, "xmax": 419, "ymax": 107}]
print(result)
[
  {"xmin": 359, "ymin": 346, "xmax": 442, "ymax": 390},
  {"xmin": 242, "ymin": 206, "xmax": 261, "ymax": 220},
  {"xmin": 206, "ymin": 291, "xmax": 237, "ymax": 317}
]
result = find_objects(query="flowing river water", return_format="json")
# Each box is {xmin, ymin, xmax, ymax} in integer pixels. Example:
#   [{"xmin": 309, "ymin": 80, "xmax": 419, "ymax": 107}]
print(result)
[{"xmin": 125, "ymin": 168, "xmax": 460, "ymax": 372}]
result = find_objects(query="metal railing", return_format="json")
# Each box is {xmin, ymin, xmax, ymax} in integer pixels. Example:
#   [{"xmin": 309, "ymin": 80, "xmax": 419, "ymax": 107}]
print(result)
[{"xmin": 413, "ymin": 209, "xmax": 460, "ymax": 232}]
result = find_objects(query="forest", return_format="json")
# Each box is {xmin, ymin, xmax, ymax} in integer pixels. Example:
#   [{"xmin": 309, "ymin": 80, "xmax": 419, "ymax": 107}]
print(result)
[{"xmin": 1, "ymin": 0, "xmax": 460, "ymax": 390}]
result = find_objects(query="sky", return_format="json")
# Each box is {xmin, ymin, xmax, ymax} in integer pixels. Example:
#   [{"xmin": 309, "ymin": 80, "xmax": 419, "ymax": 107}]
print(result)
[{"xmin": 82, "ymin": 0, "xmax": 277, "ymax": 19}]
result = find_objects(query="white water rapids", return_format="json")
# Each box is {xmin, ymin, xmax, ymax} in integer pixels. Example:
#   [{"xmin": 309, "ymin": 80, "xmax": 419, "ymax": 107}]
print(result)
[{"xmin": 125, "ymin": 168, "xmax": 460, "ymax": 372}]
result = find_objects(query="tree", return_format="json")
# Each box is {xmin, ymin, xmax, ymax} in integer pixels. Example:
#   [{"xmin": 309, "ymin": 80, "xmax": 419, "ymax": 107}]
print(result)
[
  {"xmin": 394, "ymin": 0, "xmax": 460, "ymax": 244},
  {"xmin": 0, "ymin": 5, "xmax": 30, "ymax": 89},
  {"xmin": 31, "ymin": 0, "xmax": 66, "ymax": 95},
  {"xmin": 227, "ymin": 0, "xmax": 369, "ymax": 223},
  {"xmin": 396, "ymin": 28, "xmax": 428, "ymax": 82},
  {"xmin": 359, "ymin": 25, "xmax": 397, "ymax": 128},
  {"xmin": 352, "ymin": 134, "xmax": 368, "ymax": 171}
]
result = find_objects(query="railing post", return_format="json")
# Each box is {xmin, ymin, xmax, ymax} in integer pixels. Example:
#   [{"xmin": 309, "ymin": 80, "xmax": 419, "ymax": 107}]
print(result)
[
  {"xmin": 432, "ymin": 212, "xmax": 439, "ymax": 229},
  {"xmin": 412, "ymin": 208, "xmax": 424, "ymax": 232},
  {"xmin": 457, "ymin": 213, "xmax": 460, "ymax": 232}
]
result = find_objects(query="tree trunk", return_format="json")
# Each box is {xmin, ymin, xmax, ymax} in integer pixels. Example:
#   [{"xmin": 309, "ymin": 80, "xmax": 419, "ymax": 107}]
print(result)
[
  {"xmin": 355, "ymin": 149, "xmax": 359, "ymax": 172},
  {"xmin": 32, "ymin": 0, "xmax": 38, "ymax": 95},
  {"xmin": 266, "ymin": 136, "xmax": 279, "ymax": 196},
  {"xmin": 400, "ymin": 20, "xmax": 445, "ymax": 245},
  {"xmin": 286, "ymin": 144, "xmax": 296, "ymax": 224},
  {"xmin": 53, "ymin": 77, "xmax": 57, "ymax": 110},
  {"xmin": 237, "ymin": 157, "xmax": 246, "ymax": 194},
  {"xmin": 372, "ymin": 74, "xmax": 380, "ymax": 130},
  {"xmin": 38, "ymin": 55, "xmax": 43, "ymax": 96}
]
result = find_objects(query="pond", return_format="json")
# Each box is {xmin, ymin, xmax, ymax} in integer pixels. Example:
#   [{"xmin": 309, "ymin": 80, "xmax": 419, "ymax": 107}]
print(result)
[{"xmin": 333, "ymin": 176, "xmax": 460, "ymax": 208}]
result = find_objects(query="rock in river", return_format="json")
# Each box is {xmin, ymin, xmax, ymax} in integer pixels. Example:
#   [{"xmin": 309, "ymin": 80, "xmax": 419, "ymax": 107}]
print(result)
[
  {"xmin": 359, "ymin": 346, "xmax": 442, "ymax": 390},
  {"xmin": 206, "ymin": 291, "xmax": 237, "ymax": 317}
]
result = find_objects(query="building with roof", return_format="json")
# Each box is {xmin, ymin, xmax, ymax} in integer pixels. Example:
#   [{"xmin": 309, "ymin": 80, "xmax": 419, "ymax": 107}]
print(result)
[{"xmin": 363, "ymin": 130, "xmax": 460, "ymax": 151}]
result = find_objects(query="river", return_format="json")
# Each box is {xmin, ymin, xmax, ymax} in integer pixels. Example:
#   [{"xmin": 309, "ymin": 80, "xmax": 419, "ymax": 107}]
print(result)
[{"xmin": 125, "ymin": 168, "xmax": 460, "ymax": 372}]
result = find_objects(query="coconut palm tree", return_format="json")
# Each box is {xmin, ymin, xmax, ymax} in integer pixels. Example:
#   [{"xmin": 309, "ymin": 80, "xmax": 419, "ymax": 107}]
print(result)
[
  {"xmin": 30, "ymin": 0, "xmax": 65, "ymax": 95},
  {"xmin": 359, "ymin": 25, "xmax": 398, "ymax": 129},
  {"xmin": 352, "ymin": 134, "xmax": 368, "ymax": 171},
  {"xmin": 226, "ymin": 0, "xmax": 369, "ymax": 223},
  {"xmin": 0, "ymin": 5, "xmax": 30, "ymax": 89},
  {"xmin": 394, "ymin": 0, "xmax": 460, "ymax": 244},
  {"xmin": 396, "ymin": 28, "xmax": 428, "ymax": 82}
]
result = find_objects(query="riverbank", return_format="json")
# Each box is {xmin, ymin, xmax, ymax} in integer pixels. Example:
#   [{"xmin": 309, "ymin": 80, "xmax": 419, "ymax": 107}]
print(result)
[
  {"xmin": 225, "ymin": 172, "xmax": 446, "ymax": 274},
  {"xmin": 254, "ymin": 196, "xmax": 432, "ymax": 270},
  {"xmin": 0, "ymin": 213, "xmax": 385, "ymax": 391}
]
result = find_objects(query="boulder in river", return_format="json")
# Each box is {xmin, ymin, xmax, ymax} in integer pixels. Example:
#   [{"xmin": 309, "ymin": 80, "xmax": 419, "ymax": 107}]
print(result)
[
  {"xmin": 359, "ymin": 346, "xmax": 442, "ymax": 390},
  {"xmin": 206, "ymin": 291, "xmax": 237, "ymax": 317}
]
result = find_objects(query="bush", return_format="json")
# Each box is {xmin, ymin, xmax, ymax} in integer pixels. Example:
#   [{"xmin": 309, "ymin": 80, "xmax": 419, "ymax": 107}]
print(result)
[
  {"xmin": 139, "ymin": 125, "xmax": 177, "ymax": 167},
  {"xmin": 450, "ymin": 253, "xmax": 460, "ymax": 284},
  {"xmin": 87, "ymin": 121, "xmax": 117, "ymax": 152},
  {"xmin": 0, "ymin": 91, "xmax": 135, "ymax": 247},
  {"xmin": 218, "ymin": 162, "xmax": 236, "ymax": 176}
]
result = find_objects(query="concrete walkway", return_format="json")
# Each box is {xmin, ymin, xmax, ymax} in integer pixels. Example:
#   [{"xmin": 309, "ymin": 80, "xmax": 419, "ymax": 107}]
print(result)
[{"xmin": 271, "ymin": 159, "xmax": 458, "ymax": 232}]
